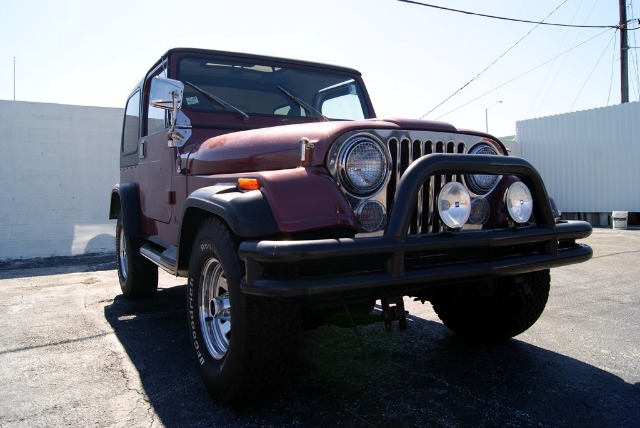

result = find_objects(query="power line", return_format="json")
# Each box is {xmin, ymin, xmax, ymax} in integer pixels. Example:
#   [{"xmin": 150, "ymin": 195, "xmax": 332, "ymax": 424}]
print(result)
[
  {"xmin": 528, "ymin": 0, "xmax": 600, "ymax": 118},
  {"xmin": 526, "ymin": 2, "xmax": 576, "ymax": 118},
  {"xmin": 398, "ymin": 0, "xmax": 623, "ymax": 29},
  {"xmin": 608, "ymin": 30, "xmax": 618, "ymax": 106},
  {"xmin": 434, "ymin": 28, "xmax": 615, "ymax": 120},
  {"xmin": 570, "ymin": 28, "xmax": 618, "ymax": 110},
  {"xmin": 629, "ymin": 1, "xmax": 640, "ymax": 100},
  {"xmin": 420, "ymin": 0, "xmax": 569, "ymax": 119}
]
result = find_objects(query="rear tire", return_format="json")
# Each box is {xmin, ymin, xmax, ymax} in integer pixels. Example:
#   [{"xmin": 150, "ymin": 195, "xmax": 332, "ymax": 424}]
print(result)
[
  {"xmin": 187, "ymin": 218, "xmax": 301, "ymax": 403},
  {"xmin": 432, "ymin": 270, "xmax": 551, "ymax": 341},
  {"xmin": 115, "ymin": 214, "xmax": 158, "ymax": 298}
]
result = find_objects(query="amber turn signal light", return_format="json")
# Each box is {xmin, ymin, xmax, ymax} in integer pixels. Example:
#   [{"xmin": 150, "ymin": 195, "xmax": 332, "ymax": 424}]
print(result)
[{"xmin": 238, "ymin": 178, "xmax": 260, "ymax": 191}]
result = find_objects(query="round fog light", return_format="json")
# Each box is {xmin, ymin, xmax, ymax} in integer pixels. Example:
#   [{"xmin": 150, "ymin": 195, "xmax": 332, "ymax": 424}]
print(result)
[
  {"xmin": 356, "ymin": 200, "xmax": 386, "ymax": 232},
  {"xmin": 506, "ymin": 182, "xmax": 533, "ymax": 223},
  {"xmin": 438, "ymin": 182, "xmax": 471, "ymax": 229}
]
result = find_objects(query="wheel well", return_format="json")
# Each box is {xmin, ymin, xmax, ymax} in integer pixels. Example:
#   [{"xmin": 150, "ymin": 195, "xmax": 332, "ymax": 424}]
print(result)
[
  {"xmin": 110, "ymin": 182, "xmax": 143, "ymax": 237},
  {"xmin": 178, "ymin": 208, "xmax": 228, "ymax": 274}
]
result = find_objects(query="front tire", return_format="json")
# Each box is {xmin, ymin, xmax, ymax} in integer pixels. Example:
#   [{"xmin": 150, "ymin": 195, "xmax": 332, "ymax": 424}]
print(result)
[
  {"xmin": 432, "ymin": 270, "xmax": 551, "ymax": 341},
  {"xmin": 187, "ymin": 218, "xmax": 301, "ymax": 403},
  {"xmin": 115, "ymin": 214, "xmax": 158, "ymax": 298}
]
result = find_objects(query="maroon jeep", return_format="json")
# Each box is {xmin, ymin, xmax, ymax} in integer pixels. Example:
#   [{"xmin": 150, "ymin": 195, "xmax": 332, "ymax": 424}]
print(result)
[{"xmin": 109, "ymin": 48, "xmax": 592, "ymax": 403}]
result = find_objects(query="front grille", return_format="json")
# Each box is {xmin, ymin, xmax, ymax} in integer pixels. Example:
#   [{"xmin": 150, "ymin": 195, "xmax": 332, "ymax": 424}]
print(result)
[{"xmin": 385, "ymin": 135, "xmax": 469, "ymax": 235}]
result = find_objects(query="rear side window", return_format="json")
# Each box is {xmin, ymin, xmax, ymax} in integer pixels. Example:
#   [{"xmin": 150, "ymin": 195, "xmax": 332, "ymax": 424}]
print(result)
[{"xmin": 122, "ymin": 90, "xmax": 140, "ymax": 156}]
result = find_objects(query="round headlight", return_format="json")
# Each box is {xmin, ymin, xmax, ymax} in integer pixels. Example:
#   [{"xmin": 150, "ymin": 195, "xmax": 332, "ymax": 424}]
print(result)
[
  {"xmin": 466, "ymin": 143, "xmax": 501, "ymax": 195},
  {"xmin": 438, "ymin": 182, "xmax": 471, "ymax": 229},
  {"xmin": 506, "ymin": 182, "xmax": 533, "ymax": 223},
  {"xmin": 355, "ymin": 200, "xmax": 386, "ymax": 232},
  {"xmin": 340, "ymin": 136, "xmax": 388, "ymax": 195}
]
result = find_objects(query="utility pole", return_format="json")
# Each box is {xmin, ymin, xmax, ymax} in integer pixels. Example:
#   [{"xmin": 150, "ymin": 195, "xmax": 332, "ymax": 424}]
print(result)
[{"xmin": 620, "ymin": 0, "xmax": 629, "ymax": 103}]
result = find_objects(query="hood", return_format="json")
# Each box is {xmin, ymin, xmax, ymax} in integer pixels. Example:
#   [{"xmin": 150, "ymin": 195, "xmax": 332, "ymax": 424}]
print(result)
[{"xmin": 188, "ymin": 118, "xmax": 463, "ymax": 175}]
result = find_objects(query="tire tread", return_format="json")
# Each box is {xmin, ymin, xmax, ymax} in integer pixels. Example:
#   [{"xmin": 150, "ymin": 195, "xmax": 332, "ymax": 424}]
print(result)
[
  {"xmin": 433, "ymin": 270, "xmax": 551, "ymax": 341},
  {"xmin": 188, "ymin": 217, "xmax": 300, "ymax": 403}
]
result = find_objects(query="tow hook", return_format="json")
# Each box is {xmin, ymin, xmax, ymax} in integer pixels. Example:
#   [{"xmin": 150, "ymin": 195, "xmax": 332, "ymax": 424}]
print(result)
[{"xmin": 381, "ymin": 295, "xmax": 408, "ymax": 332}]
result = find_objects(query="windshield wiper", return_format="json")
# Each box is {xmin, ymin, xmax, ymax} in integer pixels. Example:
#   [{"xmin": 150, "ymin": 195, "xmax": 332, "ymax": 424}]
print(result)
[
  {"xmin": 185, "ymin": 81, "xmax": 250, "ymax": 122},
  {"xmin": 276, "ymin": 85, "xmax": 328, "ymax": 122}
]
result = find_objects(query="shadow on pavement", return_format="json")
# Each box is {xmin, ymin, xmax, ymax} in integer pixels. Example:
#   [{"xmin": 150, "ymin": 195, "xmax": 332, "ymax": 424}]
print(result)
[
  {"xmin": 104, "ymin": 284, "xmax": 640, "ymax": 427},
  {"xmin": 0, "ymin": 254, "xmax": 115, "ymax": 280}
]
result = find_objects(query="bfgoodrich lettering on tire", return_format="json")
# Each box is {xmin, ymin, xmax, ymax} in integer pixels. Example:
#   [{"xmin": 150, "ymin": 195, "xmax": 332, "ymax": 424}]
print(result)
[{"xmin": 187, "ymin": 217, "xmax": 301, "ymax": 403}]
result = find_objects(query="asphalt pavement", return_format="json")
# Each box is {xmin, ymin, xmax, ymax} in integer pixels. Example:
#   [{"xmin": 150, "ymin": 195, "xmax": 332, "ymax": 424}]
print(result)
[{"xmin": 0, "ymin": 227, "xmax": 638, "ymax": 427}]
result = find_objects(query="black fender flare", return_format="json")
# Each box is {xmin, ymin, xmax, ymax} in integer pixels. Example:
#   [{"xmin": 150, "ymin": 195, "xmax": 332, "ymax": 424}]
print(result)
[
  {"xmin": 109, "ymin": 182, "xmax": 143, "ymax": 238},
  {"xmin": 177, "ymin": 185, "xmax": 279, "ymax": 273},
  {"xmin": 181, "ymin": 185, "xmax": 279, "ymax": 238},
  {"xmin": 177, "ymin": 185, "xmax": 279, "ymax": 274}
]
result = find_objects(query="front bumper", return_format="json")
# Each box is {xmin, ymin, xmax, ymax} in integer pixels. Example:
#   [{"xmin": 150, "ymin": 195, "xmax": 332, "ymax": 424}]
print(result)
[{"xmin": 239, "ymin": 154, "xmax": 593, "ymax": 298}]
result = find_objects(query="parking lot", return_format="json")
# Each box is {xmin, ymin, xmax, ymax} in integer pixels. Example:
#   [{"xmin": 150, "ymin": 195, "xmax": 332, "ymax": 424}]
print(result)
[{"xmin": 0, "ymin": 227, "xmax": 638, "ymax": 427}]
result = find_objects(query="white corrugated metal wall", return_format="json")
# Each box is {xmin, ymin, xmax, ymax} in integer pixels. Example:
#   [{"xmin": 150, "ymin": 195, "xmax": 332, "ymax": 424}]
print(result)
[{"xmin": 516, "ymin": 101, "xmax": 640, "ymax": 215}]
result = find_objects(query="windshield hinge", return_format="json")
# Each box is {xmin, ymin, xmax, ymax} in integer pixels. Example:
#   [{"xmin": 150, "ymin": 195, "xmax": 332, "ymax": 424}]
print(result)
[{"xmin": 299, "ymin": 137, "xmax": 315, "ymax": 162}]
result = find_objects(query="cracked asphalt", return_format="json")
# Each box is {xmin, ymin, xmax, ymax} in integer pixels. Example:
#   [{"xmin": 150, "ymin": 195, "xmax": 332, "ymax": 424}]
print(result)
[{"xmin": 0, "ymin": 227, "xmax": 639, "ymax": 427}]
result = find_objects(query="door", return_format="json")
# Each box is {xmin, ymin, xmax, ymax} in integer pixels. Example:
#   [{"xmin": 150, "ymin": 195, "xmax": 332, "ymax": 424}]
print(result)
[{"xmin": 137, "ymin": 68, "xmax": 174, "ymax": 225}]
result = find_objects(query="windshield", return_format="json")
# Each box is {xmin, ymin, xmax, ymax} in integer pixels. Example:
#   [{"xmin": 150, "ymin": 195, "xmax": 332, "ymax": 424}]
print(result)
[{"xmin": 177, "ymin": 56, "xmax": 370, "ymax": 121}]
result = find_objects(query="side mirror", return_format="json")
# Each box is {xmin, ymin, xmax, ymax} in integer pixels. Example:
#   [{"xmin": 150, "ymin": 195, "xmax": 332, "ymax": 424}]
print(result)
[
  {"xmin": 150, "ymin": 77, "xmax": 184, "ymax": 110},
  {"xmin": 149, "ymin": 77, "xmax": 190, "ymax": 148}
]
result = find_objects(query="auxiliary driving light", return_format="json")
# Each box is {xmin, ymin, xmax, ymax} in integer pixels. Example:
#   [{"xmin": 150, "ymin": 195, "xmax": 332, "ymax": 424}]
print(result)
[
  {"xmin": 506, "ymin": 182, "xmax": 533, "ymax": 224},
  {"xmin": 437, "ymin": 182, "xmax": 471, "ymax": 229}
]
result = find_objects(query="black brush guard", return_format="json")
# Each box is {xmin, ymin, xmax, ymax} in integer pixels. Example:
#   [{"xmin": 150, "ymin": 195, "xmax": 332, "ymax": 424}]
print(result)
[{"xmin": 239, "ymin": 154, "xmax": 593, "ymax": 298}]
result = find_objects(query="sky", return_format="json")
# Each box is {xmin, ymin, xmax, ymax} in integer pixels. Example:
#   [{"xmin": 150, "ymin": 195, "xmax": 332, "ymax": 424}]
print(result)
[{"xmin": 1, "ymin": 0, "xmax": 638, "ymax": 138}]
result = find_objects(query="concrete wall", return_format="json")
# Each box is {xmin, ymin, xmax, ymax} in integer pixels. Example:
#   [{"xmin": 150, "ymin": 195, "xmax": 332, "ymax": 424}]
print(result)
[{"xmin": 0, "ymin": 100, "xmax": 123, "ymax": 260}]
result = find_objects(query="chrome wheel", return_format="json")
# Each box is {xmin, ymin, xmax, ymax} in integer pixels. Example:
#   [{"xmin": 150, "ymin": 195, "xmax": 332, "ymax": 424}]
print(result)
[
  {"xmin": 199, "ymin": 257, "xmax": 231, "ymax": 360},
  {"xmin": 187, "ymin": 218, "xmax": 302, "ymax": 402},
  {"xmin": 118, "ymin": 227, "xmax": 128, "ymax": 279}
]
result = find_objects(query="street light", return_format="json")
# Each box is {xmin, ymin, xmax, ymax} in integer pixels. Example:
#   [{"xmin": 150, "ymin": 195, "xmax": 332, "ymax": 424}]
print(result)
[{"xmin": 485, "ymin": 101, "xmax": 503, "ymax": 133}]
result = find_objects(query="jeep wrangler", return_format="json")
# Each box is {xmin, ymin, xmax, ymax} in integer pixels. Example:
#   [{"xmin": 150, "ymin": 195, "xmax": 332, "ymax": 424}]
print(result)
[{"xmin": 109, "ymin": 48, "xmax": 592, "ymax": 403}]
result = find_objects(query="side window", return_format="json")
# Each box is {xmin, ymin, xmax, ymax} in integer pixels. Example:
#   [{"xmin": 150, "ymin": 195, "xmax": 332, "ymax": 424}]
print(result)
[
  {"xmin": 319, "ymin": 81, "xmax": 366, "ymax": 120},
  {"xmin": 146, "ymin": 69, "xmax": 168, "ymax": 136},
  {"xmin": 321, "ymin": 94, "xmax": 365, "ymax": 120},
  {"xmin": 122, "ymin": 90, "xmax": 141, "ymax": 156}
]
